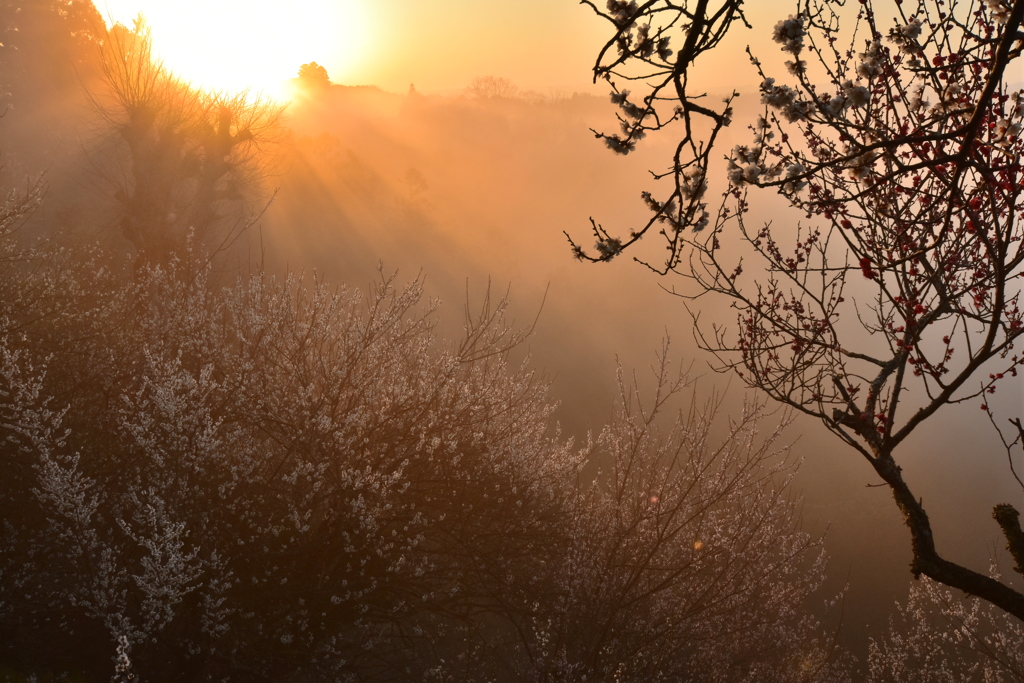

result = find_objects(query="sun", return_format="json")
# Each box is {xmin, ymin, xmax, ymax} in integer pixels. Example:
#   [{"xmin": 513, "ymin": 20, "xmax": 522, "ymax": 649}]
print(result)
[{"xmin": 98, "ymin": 0, "xmax": 369, "ymax": 98}]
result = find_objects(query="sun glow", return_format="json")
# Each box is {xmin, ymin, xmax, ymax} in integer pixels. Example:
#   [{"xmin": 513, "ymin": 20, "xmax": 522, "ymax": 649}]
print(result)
[{"xmin": 99, "ymin": 0, "xmax": 369, "ymax": 98}]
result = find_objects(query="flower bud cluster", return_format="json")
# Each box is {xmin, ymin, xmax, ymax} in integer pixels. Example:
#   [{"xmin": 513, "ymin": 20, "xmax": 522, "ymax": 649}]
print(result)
[{"xmin": 605, "ymin": 87, "xmax": 649, "ymax": 155}]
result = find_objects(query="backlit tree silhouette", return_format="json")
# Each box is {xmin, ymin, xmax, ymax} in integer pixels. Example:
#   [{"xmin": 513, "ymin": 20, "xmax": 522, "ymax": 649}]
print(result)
[{"xmin": 572, "ymin": 0, "xmax": 1024, "ymax": 622}]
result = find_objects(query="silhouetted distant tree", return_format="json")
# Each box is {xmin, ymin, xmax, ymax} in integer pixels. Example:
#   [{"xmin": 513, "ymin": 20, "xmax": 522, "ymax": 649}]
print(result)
[
  {"xmin": 0, "ymin": 0, "xmax": 104, "ymax": 165},
  {"xmin": 571, "ymin": 0, "xmax": 1024, "ymax": 625},
  {"xmin": 0, "ymin": 0, "xmax": 103, "ymax": 108},
  {"xmin": 466, "ymin": 75, "xmax": 519, "ymax": 99},
  {"xmin": 297, "ymin": 60, "xmax": 331, "ymax": 89}
]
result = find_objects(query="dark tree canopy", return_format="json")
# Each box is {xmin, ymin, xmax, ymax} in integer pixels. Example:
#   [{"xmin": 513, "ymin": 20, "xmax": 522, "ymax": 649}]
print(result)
[
  {"xmin": 0, "ymin": 0, "xmax": 104, "ymax": 101},
  {"xmin": 0, "ymin": 0, "xmax": 104, "ymax": 165},
  {"xmin": 297, "ymin": 60, "xmax": 331, "ymax": 89}
]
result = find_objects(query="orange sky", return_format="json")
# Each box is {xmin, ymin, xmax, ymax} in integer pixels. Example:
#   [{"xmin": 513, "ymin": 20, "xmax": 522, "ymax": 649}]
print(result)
[{"xmin": 98, "ymin": 0, "xmax": 778, "ymax": 97}]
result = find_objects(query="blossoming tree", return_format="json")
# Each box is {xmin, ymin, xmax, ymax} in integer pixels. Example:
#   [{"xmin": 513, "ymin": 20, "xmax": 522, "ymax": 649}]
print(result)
[
  {"xmin": 571, "ymin": 0, "xmax": 1024, "ymax": 622},
  {"xmin": 0, "ymin": 173, "xmax": 839, "ymax": 679}
]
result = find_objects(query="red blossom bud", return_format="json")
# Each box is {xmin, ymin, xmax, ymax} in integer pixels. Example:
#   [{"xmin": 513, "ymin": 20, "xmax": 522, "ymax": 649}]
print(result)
[{"xmin": 860, "ymin": 256, "xmax": 878, "ymax": 279}]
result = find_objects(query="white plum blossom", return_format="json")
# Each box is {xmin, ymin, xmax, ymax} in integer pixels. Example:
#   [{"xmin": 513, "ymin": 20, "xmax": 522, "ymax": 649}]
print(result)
[
  {"xmin": 611, "ymin": 89, "xmax": 644, "ymax": 121},
  {"xmin": 820, "ymin": 93, "xmax": 847, "ymax": 117},
  {"xmin": 112, "ymin": 635, "xmax": 135, "ymax": 683},
  {"xmin": 692, "ymin": 204, "xmax": 710, "ymax": 231},
  {"xmin": 522, "ymin": 350, "xmax": 842, "ymax": 681},
  {"xmin": 603, "ymin": 134, "xmax": 636, "ymax": 155},
  {"xmin": 783, "ymin": 162, "xmax": 808, "ymax": 193},
  {"xmin": 752, "ymin": 120, "xmax": 774, "ymax": 147},
  {"xmin": 0, "ymin": 243, "xmax": 589, "ymax": 678},
  {"xmin": 607, "ymin": 0, "xmax": 638, "ymax": 26},
  {"xmin": 656, "ymin": 37, "xmax": 673, "ymax": 61},
  {"xmin": 842, "ymin": 80, "xmax": 871, "ymax": 108},
  {"xmin": 889, "ymin": 17, "xmax": 924, "ymax": 52},
  {"xmin": 902, "ymin": 17, "xmax": 924, "ymax": 41},
  {"xmin": 760, "ymin": 78, "xmax": 792, "ymax": 108},
  {"xmin": 595, "ymin": 236, "xmax": 624, "ymax": 258},
  {"xmin": 985, "ymin": 0, "xmax": 1012, "ymax": 23},
  {"xmin": 733, "ymin": 143, "xmax": 761, "ymax": 166},
  {"xmin": 635, "ymin": 23, "xmax": 654, "ymax": 57},
  {"xmin": 728, "ymin": 144, "xmax": 766, "ymax": 186},
  {"xmin": 908, "ymin": 83, "xmax": 930, "ymax": 113},
  {"xmin": 680, "ymin": 165, "xmax": 707, "ymax": 201},
  {"xmin": 760, "ymin": 78, "xmax": 811, "ymax": 121},
  {"xmin": 847, "ymin": 152, "xmax": 877, "ymax": 182},
  {"xmin": 0, "ymin": 235, "xmax": 839, "ymax": 679},
  {"xmin": 868, "ymin": 574, "xmax": 1024, "ymax": 681},
  {"xmin": 857, "ymin": 40, "xmax": 885, "ymax": 79},
  {"xmin": 995, "ymin": 118, "xmax": 1023, "ymax": 140},
  {"xmin": 773, "ymin": 15, "xmax": 806, "ymax": 55},
  {"xmin": 932, "ymin": 81, "xmax": 965, "ymax": 114},
  {"xmin": 783, "ymin": 98, "xmax": 813, "ymax": 122}
]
